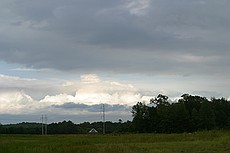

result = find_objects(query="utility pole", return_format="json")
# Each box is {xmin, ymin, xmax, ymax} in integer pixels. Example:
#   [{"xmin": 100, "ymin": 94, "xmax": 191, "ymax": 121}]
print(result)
[
  {"xmin": 41, "ymin": 115, "xmax": 44, "ymax": 135},
  {"xmin": 102, "ymin": 104, "xmax": 105, "ymax": 134},
  {"xmin": 41, "ymin": 114, "xmax": 48, "ymax": 135},
  {"xmin": 45, "ymin": 114, "xmax": 48, "ymax": 135}
]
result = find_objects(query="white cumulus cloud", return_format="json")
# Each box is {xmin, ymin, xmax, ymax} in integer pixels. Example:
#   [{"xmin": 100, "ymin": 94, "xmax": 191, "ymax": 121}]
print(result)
[
  {"xmin": 0, "ymin": 91, "xmax": 35, "ymax": 114},
  {"xmin": 40, "ymin": 74, "xmax": 146, "ymax": 105},
  {"xmin": 0, "ymin": 73, "xmax": 151, "ymax": 117}
]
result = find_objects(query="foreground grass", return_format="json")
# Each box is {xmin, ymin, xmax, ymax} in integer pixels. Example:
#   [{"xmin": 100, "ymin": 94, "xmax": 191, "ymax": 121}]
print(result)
[{"xmin": 0, "ymin": 131, "xmax": 230, "ymax": 153}]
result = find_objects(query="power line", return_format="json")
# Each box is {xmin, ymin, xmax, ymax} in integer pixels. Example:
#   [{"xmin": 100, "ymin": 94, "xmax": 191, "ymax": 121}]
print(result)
[
  {"xmin": 41, "ymin": 114, "xmax": 48, "ymax": 135},
  {"xmin": 41, "ymin": 115, "xmax": 44, "ymax": 135},
  {"xmin": 45, "ymin": 114, "xmax": 48, "ymax": 135},
  {"xmin": 102, "ymin": 104, "xmax": 105, "ymax": 134}
]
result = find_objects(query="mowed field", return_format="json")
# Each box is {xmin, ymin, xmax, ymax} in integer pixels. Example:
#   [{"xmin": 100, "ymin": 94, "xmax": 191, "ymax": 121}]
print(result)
[{"xmin": 0, "ymin": 131, "xmax": 230, "ymax": 153}]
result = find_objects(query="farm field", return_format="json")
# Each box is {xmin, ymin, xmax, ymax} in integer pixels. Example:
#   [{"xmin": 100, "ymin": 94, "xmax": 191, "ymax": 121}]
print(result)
[{"xmin": 0, "ymin": 131, "xmax": 230, "ymax": 153}]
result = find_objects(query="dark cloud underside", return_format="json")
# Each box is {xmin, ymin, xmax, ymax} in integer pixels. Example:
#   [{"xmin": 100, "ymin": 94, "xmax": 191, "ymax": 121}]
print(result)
[{"xmin": 0, "ymin": 0, "xmax": 229, "ymax": 75}]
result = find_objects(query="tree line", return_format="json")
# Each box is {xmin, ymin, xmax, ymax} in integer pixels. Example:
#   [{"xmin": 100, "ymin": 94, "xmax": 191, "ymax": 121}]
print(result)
[
  {"xmin": 0, "ymin": 120, "xmax": 134, "ymax": 134},
  {"xmin": 1, "ymin": 94, "xmax": 230, "ymax": 134},
  {"xmin": 132, "ymin": 94, "xmax": 230, "ymax": 133}
]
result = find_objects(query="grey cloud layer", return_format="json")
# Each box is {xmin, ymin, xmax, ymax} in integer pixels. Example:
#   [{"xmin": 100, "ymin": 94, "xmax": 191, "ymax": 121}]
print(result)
[
  {"xmin": 0, "ymin": 0, "xmax": 230, "ymax": 75},
  {"xmin": 0, "ymin": 103, "xmax": 132, "ymax": 124},
  {"xmin": 52, "ymin": 102, "xmax": 131, "ymax": 112}
]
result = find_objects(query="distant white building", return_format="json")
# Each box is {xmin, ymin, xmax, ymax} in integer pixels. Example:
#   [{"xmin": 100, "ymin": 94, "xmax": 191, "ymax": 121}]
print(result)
[{"xmin": 88, "ymin": 128, "xmax": 98, "ymax": 134}]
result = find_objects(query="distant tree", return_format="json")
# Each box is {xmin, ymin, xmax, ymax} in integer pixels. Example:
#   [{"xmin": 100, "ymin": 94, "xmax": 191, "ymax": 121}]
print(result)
[
  {"xmin": 48, "ymin": 120, "xmax": 79, "ymax": 134},
  {"xmin": 150, "ymin": 94, "xmax": 170, "ymax": 106},
  {"xmin": 169, "ymin": 103, "xmax": 190, "ymax": 133},
  {"xmin": 121, "ymin": 120, "xmax": 135, "ymax": 133},
  {"xmin": 156, "ymin": 103, "xmax": 171, "ymax": 133},
  {"xmin": 132, "ymin": 102, "xmax": 150, "ymax": 133},
  {"xmin": 0, "ymin": 123, "xmax": 2, "ymax": 133},
  {"xmin": 198, "ymin": 101, "xmax": 215, "ymax": 130},
  {"xmin": 178, "ymin": 94, "xmax": 204, "ymax": 117},
  {"xmin": 211, "ymin": 97, "xmax": 230, "ymax": 129},
  {"xmin": 191, "ymin": 108, "xmax": 200, "ymax": 131},
  {"xmin": 148, "ymin": 106, "xmax": 158, "ymax": 133}
]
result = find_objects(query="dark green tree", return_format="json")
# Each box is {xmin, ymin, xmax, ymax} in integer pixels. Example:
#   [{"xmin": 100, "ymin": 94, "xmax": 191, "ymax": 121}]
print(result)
[
  {"xmin": 169, "ymin": 103, "xmax": 190, "ymax": 133},
  {"xmin": 178, "ymin": 94, "xmax": 204, "ymax": 117},
  {"xmin": 191, "ymin": 108, "xmax": 200, "ymax": 131},
  {"xmin": 198, "ymin": 101, "xmax": 215, "ymax": 130},
  {"xmin": 150, "ymin": 94, "xmax": 169, "ymax": 106},
  {"xmin": 211, "ymin": 97, "xmax": 230, "ymax": 129},
  {"xmin": 132, "ymin": 102, "xmax": 150, "ymax": 133}
]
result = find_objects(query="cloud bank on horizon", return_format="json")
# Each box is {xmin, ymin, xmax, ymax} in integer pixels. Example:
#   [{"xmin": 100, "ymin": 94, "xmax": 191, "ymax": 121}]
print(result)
[
  {"xmin": 0, "ymin": 73, "xmax": 148, "ymax": 123},
  {"xmin": 0, "ymin": 0, "xmax": 230, "ymax": 123}
]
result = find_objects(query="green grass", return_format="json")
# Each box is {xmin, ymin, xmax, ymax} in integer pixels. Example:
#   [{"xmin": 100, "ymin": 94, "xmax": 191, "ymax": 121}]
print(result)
[{"xmin": 0, "ymin": 131, "xmax": 230, "ymax": 153}]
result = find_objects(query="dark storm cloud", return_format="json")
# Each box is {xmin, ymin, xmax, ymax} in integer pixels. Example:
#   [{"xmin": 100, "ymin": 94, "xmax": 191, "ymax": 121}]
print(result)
[
  {"xmin": 0, "ymin": 0, "xmax": 230, "ymax": 75},
  {"xmin": 52, "ymin": 102, "xmax": 131, "ymax": 112}
]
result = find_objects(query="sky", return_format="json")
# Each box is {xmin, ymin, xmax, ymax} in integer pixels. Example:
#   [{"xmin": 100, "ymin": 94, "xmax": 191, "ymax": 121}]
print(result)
[{"xmin": 0, "ymin": 0, "xmax": 230, "ymax": 124}]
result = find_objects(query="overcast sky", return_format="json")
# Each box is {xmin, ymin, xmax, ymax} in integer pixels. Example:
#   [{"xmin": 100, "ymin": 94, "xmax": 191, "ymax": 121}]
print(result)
[{"xmin": 0, "ymin": 0, "xmax": 230, "ymax": 124}]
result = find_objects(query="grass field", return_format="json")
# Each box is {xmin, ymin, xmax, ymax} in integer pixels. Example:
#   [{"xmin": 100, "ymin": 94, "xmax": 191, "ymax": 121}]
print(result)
[{"xmin": 0, "ymin": 130, "xmax": 230, "ymax": 153}]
